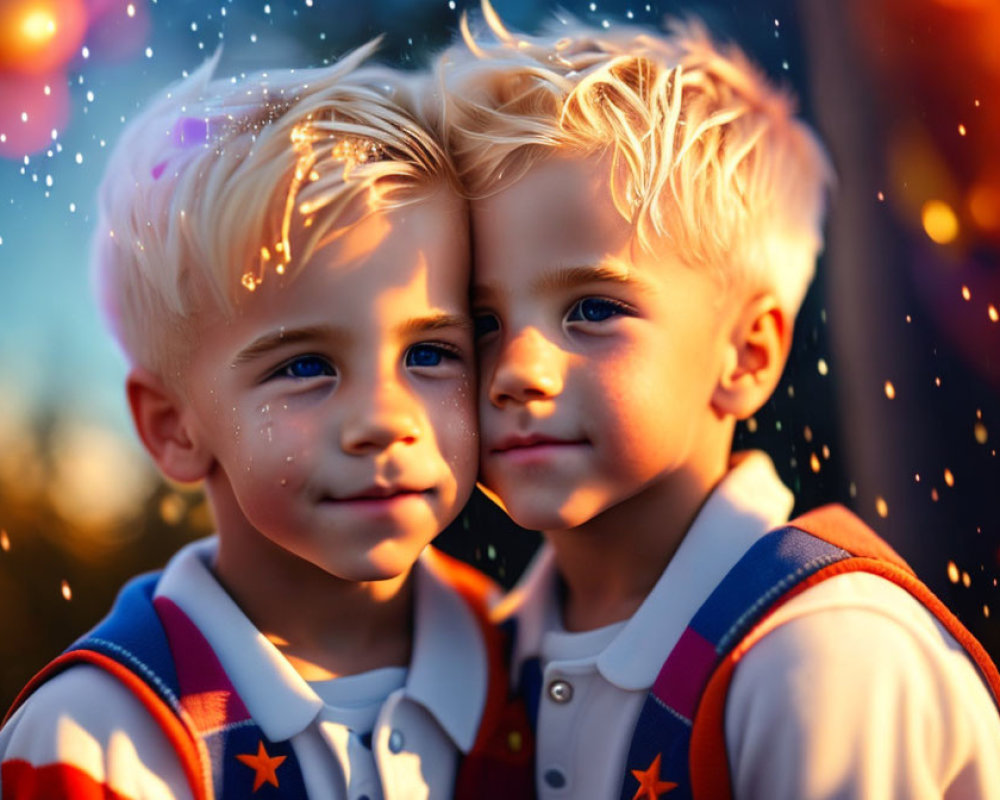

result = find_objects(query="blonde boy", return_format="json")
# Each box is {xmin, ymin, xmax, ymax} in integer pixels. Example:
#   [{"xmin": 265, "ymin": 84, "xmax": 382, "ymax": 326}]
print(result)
[
  {"xmin": 0, "ymin": 45, "xmax": 531, "ymax": 799},
  {"xmin": 440, "ymin": 7, "xmax": 1000, "ymax": 799}
]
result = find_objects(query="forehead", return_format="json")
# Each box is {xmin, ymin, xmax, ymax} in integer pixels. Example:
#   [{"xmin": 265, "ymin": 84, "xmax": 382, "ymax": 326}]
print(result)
[
  {"xmin": 252, "ymin": 188, "xmax": 469, "ymax": 309},
  {"xmin": 183, "ymin": 189, "xmax": 470, "ymax": 364},
  {"xmin": 471, "ymin": 154, "xmax": 631, "ymax": 277}
]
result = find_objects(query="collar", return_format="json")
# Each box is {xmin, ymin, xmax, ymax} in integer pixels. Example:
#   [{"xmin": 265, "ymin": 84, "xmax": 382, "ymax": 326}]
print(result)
[
  {"xmin": 501, "ymin": 451, "xmax": 794, "ymax": 691},
  {"xmin": 403, "ymin": 547, "xmax": 489, "ymax": 753},
  {"xmin": 494, "ymin": 545, "xmax": 561, "ymax": 675},
  {"xmin": 154, "ymin": 542, "xmax": 488, "ymax": 749}
]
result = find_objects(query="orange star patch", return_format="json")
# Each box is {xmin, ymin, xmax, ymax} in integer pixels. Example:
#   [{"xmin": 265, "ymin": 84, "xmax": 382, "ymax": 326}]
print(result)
[
  {"xmin": 630, "ymin": 753, "xmax": 677, "ymax": 800},
  {"xmin": 236, "ymin": 740, "xmax": 287, "ymax": 792}
]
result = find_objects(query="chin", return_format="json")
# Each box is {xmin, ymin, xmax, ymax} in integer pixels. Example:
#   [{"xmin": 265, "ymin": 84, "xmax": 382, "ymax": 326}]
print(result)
[
  {"xmin": 323, "ymin": 561, "xmax": 408, "ymax": 584},
  {"xmin": 502, "ymin": 499, "xmax": 590, "ymax": 534},
  {"xmin": 353, "ymin": 544, "xmax": 425, "ymax": 583}
]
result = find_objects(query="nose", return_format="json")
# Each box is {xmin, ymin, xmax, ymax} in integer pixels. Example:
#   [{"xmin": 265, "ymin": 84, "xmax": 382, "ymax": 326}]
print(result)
[
  {"xmin": 340, "ymin": 375, "xmax": 421, "ymax": 455},
  {"xmin": 487, "ymin": 326, "xmax": 565, "ymax": 407}
]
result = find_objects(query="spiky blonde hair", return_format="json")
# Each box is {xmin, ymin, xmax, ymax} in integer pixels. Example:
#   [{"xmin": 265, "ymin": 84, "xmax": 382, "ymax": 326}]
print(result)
[
  {"xmin": 93, "ymin": 41, "xmax": 458, "ymax": 380},
  {"xmin": 437, "ymin": 2, "xmax": 834, "ymax": 316}
]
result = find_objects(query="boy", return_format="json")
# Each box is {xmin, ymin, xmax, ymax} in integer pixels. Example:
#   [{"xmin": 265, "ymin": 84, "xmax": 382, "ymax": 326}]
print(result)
[
  {"xmin": 440, "ymin": 6, "xmax": 1000, "ymax": 799},
  {"xmin": 0, "ymin": 44, "xmax": 531, "ymax": 799}
]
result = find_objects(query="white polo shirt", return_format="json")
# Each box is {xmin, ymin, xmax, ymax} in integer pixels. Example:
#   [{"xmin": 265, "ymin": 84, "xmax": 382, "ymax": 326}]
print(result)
[
  {"xmin": 501, "ymin": 451, "xmax": 1000, "ymax": 799},
  {"xmin": 0, "ymin": 539, "xmax": 491, "ymax": 800}
]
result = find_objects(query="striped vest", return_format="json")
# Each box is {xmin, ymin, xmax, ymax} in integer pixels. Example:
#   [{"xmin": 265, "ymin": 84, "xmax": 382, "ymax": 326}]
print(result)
[{"xmin": 5, "ymin": 548, "xmax": 534, "ymax": 800}]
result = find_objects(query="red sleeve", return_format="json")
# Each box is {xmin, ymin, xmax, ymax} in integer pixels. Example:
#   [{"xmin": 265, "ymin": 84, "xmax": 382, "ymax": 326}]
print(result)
[{"xmin": 3, "ymin": 758, "xmax": 134, "ymax": 800}]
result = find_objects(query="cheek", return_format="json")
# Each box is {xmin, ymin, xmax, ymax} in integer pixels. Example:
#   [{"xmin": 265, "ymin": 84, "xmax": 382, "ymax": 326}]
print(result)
[
  {"xmin": 587, "ymin": 358, "xmax": 690, "ymax": 471},
  {"xmin": 431, "ymin": 388, "xmax": 479, "ymax": 480},
  {"xmin": 235, "ymin": 403, "xmax": 323, "ymax": 486},
  {"xmin": 591, "ymin": 352, "xmax": 658, "ymax": 422}
]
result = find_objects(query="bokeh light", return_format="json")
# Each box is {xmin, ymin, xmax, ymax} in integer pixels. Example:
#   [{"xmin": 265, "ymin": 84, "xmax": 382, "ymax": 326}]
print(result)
[
  {"xmin": 0, "ymin": 70, "xmax": 70, "ymax": 158},
  {"xmin": 968, "ymin": 183, "xmax": 1000, "ymax": 234},
  {"xmin": 46, "ymin": 420, "xmax": 156, "ymax": 532},
  {"xmin": 921, "ymin": 199, "xmax": 960, "ymax": 245},
  {"xmin": 84, "ymin": 0, "xmax": 149, "ymax": 62},
  {"xmin": 0, "ymin": 0, "xmax": 88, "ymax": 74}
]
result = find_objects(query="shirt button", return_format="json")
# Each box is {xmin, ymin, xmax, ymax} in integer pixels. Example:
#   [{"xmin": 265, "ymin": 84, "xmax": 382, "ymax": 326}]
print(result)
[
  {"xmin": 544, "ymin": 767, "xmax": 567, "ymax": 788},
  {"xmin": 547, "ymin": 679, "xmax": 574, "ymax": 704},
  {"xmin": 388, "ymin": 729, "xmax": 405, "ymax": 753}
]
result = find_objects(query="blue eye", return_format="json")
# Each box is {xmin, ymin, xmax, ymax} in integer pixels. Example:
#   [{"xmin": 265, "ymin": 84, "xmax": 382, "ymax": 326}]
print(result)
[
  {"xmin": 567, "ymin": 297, "xmax": 632, "ymax": 322},
  {"xmin": 474, "ymin": 313, "xmax": 500, "ymax": 339},
  {"xmin": 275, "ymin": 356, "xmax": 335, "ymax": 379},
  {"xmin": 406, "ymin": 344, "xmax": 457, "ymax": 367}
]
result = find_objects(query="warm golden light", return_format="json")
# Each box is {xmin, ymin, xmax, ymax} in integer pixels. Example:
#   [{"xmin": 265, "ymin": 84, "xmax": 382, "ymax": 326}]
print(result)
[
  {"xmin": 969, "ymin": 183, "xmax": 1000, "ymax": 231},
  {"xmin": 944, "ymin": 468, "xmax": 955, "ymax": 487},
  {"xmin": 21, "ymin": 9, "xmax": 57, "ymax": 43},
  {"xmin": 884, "ymin": 380, "xmax": 896, "ymax": 399},
  {"xmin": 974, "ymin": 422, "xmax": 988, "ymax": 444},
  {"xmin": 0, "ymin": 530, "xmax": 9, "ymax": 552},
  {"xmin": 921, "ymin": 200, "xmax": 960, "ymax": 244},
  {"xmin": 947, "ymin": 560, "xmax": 960, "ymax": 583},
  {"xmin": 809, "ymin": 453, "xmax": 821, "ymax": 473},
  {"xmin": 0, "ymin": 0, "xmax": 86, "ymax": 77},
  {"xmin": 962, "ymin": 285, "xmax": 971, "ymax": 300},
  {"xmin": 159, "ymin": 492, "xmax": 186, "ymax": 525},
  {"xmin": 989, "ymin": 304, "xmax": 998, "ymax": 322},
  {"xmin": 47, "ymin": 420, "xmax": 156, "ymax": 532},
  {"xmin": 875, "ymin": 496, "xmax": 889, "ymax": 518},
  {"xmin": 60, "ymin": 579, "xmax": 72, "ymax": 601}
]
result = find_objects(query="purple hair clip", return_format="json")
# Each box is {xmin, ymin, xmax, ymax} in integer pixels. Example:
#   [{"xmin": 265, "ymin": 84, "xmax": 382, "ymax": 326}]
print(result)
[
  {"xmin": 151, "ymin": 114, "xmax": 230, "ymax": 180},
  {"xmin": 173, "ymin": 114, "xmax": 229, "ymax": 146}
]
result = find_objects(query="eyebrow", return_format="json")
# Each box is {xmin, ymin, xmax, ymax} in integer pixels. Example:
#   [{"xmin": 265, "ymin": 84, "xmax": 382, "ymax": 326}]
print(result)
[
  {"xmin": 395, "ymin": 312, "xmax": 474, "ymax": 337},
  {"xmin": 473, "ymin": 263, "xmax": 648, "ymax": 303},
  {"xmin": 535, "ymin": 264, "xmax": 646, "ymax": 293},
  {"xmin": 231, "ymin": 325, "xmax": 338, "ymax": 368}
]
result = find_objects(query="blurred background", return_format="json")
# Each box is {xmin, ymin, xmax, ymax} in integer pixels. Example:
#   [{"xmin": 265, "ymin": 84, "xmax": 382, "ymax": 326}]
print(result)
[{"xmin": 1, "ymin": 0, "xmax": 998, "ymax": 710}]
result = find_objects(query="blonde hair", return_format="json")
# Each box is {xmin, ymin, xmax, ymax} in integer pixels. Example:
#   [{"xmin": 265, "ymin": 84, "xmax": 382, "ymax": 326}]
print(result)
[
  {"xmin": 93, "ymin": 41, "xmax": 457, "ymax": 379},
  {"xmin": 437, "ymin": 2, "xmax": 834, "ymax": 316}
]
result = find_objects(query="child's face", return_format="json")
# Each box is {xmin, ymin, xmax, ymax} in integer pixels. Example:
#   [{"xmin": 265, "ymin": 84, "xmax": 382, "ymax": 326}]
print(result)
[
  {"xmin": 472, "ymin": 155, "xmax": 733, "ymax": 533},
  {"xmin": 181, "ymin": 189, "xmax": 476, "ymax": 581}
]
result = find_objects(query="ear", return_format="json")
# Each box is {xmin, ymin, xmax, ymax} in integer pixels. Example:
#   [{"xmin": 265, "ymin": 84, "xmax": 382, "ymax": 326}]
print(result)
[
  {"xmin": 126, "ymin": 367, "xmax": 214, "ymax": 483},
  {"xmin": 712, "ymin": 294, "xmax": 792, "ymax": 420}
]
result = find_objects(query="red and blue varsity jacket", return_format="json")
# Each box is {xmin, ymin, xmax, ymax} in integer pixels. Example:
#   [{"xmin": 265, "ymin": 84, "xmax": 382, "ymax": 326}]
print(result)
[{"xmin": 2, "ymin": 547, "xmax": 534, "ymax": 800}]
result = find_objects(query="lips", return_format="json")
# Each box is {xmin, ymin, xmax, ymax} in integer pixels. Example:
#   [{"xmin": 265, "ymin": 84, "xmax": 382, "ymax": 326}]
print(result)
[
  {"xmin": 326, "ymin": 485, "xmax": 430, "ymax": 503},
  {"xmin": 490, "ymin": 432, "xmax": 587, "ymax": 454}
]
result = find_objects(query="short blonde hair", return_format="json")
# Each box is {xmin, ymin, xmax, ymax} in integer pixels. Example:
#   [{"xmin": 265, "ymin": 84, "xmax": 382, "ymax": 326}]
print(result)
[
  {"xmin": 93, "ymin": 41, "xmax": 457, "ymax": 379},
  {"xmin": 437, "ymin": 3, "xmax": 834, "ymax": 316}
]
